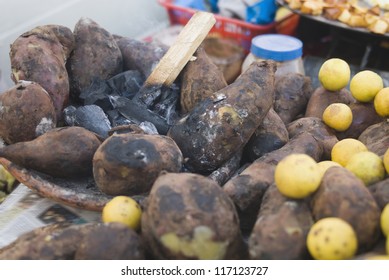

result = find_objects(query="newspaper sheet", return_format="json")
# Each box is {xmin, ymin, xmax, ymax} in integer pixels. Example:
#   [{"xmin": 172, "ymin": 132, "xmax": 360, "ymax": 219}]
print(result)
[{"xmin": 0, "ymin": 184, "xmax": 101, "ymax": 249}]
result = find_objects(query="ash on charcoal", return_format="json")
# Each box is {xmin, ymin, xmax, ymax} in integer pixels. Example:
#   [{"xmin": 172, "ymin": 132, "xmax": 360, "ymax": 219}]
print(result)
[
  {"xmin": 63, "ymin": 104, "xmax": 112, "ymax": 138},
  {"xmin": 107, "ymin": 70, "xmax": 144, "ymax": 99},
  {"xmin": 139, "ymin": 121, "xmax": 158, "ymax": 135}
]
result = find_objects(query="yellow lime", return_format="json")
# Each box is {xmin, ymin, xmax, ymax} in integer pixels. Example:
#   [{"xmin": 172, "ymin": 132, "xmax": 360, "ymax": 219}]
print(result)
[
  {"xmin": 102, "ymin": 196, "xmax": 142, "ymax": 230},
  {"xmin": 274, "ymin": 153, "xmax": 321, "ymax": 199},
  {"xmin": 331, "ymin": 138, "xmax": 368, "ymax": 167},
  {"xmin": 318, "ymin": 58, "xmax": 351, "ymax": 91},
  {"xmin": 345, "ymin": 151, "xmax": 385, "ymax": 185},
  {"xmin": 307, "ymin": 217, "xmax": 358, "ymax": 260},
  {"xmin": 317, "ymin": 160, "xmax": 342, "ymax": 178},
  {"xmin": 322, "ymin": 103, "xmax": 353, "ymax": 131},
  {"xmin": 374, "ymin": 87, "xmax": 389, "ymax": 117},
  {"xmin": 350, "ymin": 70, "xmax": 383, "ymax": 102},
  {"xmin": 381, "ymin": 204, "xmax": 389, "ymax": 237}
]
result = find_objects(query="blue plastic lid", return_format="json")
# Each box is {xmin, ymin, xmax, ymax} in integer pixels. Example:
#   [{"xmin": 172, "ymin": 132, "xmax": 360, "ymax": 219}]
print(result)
[{"xmin": 250, "ymin": 34, "xmax": 303, "ymax": 62}]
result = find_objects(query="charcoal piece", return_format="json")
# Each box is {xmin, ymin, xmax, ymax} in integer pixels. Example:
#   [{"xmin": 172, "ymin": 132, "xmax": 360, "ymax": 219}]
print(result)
[
  {"xmin": 110, "ymin": 96, "xmax": 170, "ymax": 135},
  {"xmin": 79, "ymin": 78, "xmax": 115, "ymax": 111},
  {"xmin": 139, "ymin": 121, "xmax": 158, "ymax": 135},
  {"xmin": 107, "ymin": 70, "xmax": 144, "ymax": 99},
  {"xmin": 106, "ymin": 109, "xmax": 133, "ymax": 127},
  {"xmin": 151, "ymin": 83, "xmax": 180, "ymax": 125},
  {"xmin": 64, "ymin": 105, "xmax": 112, "ymax": 138}
]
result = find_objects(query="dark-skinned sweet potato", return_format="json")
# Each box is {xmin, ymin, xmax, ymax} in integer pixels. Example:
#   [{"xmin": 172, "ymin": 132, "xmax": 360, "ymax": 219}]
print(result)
[
  {"xmin": 67, "ymin": 17, "xmax": 123, "ymax": 98},
  {"xmin": 310, "ymin": 166, "xmax": 381, "ymax": 252},
  {"xmin": 180, "ymin": 45, "xmax": 227, "ymax": 114},
  {"xmin": 93, "ymin": 133, "xmax": 183, "ymax": 196},
  {"xmin": 358, "ymin": 121, "xmax": 389, "ymax": 157},
  {"xmin": 0, "ymin": 81, "xmax": 56, "ymax": 144},
  {"xmin": 0, "ymin": 126, "xmax": 102, "ymax": 178},
  {"xmin": 9, "ymin": 24, "xmax": 75, "ymax": 119},
  {"xmin": 168, "ymin": 60, "xmax": 276, "ymax": 174},
  {"xmin": 141, "ymin": 172, "xmax": 245, "ymax": 260},
  {"xmin": 248, "ymin": 184, "xmax": 313, "ymax": 260}
]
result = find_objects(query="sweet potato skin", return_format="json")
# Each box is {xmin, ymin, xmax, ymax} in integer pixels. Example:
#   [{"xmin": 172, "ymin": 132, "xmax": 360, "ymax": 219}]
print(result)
[
  {"xmin": 248, "ymin": 184, "xmax": 313, "ymax": 260},
  {"xmin": 93, "ymin": 133, "xmax": 183, "ymax": 196},
  {"xmin": 141, "ymin": 172, "xmax": 245, "ymax": 260},
  {"xmin": 0, "ymin": 81, "xmax": 56, "ymax": 144},
  {"xmin": 0, "ymin": 126, "xmax": 102, "ymax": 178},
  {"xmin": 168, "ymin": 60, "xmax": 276, "ymax": 173},
  {"xmin": 9, "ymin": 24, "xmax": 75, "ymax": 119},
  {"xmin": 67, "ymin": 17, "xmax": 123, "ymax": 98},
  {"xmin": 310, "ymin": 166, "xmax": 381, "ymax": 252},
  {"xmin": 358, "ymin": 121, "xmax": 389, "ymax": 157}
]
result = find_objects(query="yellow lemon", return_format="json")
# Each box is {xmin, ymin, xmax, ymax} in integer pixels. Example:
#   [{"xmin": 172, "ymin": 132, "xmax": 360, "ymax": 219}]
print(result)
[
  {"xmin": 317, "ymin": 160, "xmax": 342, "ymax": 178},
  {"xmin": 318, "ymin": 58, "xmax": 351, "ymax": 91},
  {"xmin": 322, "ymin": 103, "xmax": 353, "ymax": 131},
  {"xmin": 384, "ymin": 148, "xmax": 389, "ymax": 174},
  {"xmin": 102, "ymin": 196, "xmax": 142, "ymax": 230},
  {"xmin": 374, "ymin": 87, "xmax": 389, "ymax": 117},
  {"xmin": 307, "ymin": 217, "xmax": 358, "ymax": 260},
  {"xmin": 381, "ymin": 204, "xmax": 389, "ymax": 237},
  {"xmin": 274, "ymin": 153, "xmax": 321, "ymax": 199},
  {"xmin": 331, "ymin": 138, "xmax": 368, "ymax": 167},
  {"xmin": 350, "ymin": 70, "xmax": 383, "ymax": 102},
  {"xmin": 345, "ymin": 151, "xmax": 385, "ymax": 185}
]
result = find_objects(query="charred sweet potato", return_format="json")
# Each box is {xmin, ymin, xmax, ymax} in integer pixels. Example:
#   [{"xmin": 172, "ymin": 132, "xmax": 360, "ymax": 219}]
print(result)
[
  {"xmin": 67, "ymin": 17, "xmax": 123, "ymax": 98},
  {"xmin": 0, "ymin": 222, "xmax": 144, "ymax": 260},
  {"xmin": 116, "ymin": 37, "xmax": 168, "ymax": 79},
  {"xmin": 0, "ymin": 126, "xmax": 101, "ymax": 178},
  {"xmin": 358, "ymin": 121, "xmax": 389, "ymax": 157},
  {"xmin": 248, "ymin": 184, "xmax": 313, "ymax": 260},
  {"xmin": 369, "ymin": 177, "xmax": 389, "ymax": 210},
  {"xmin": 168, "ymin": 60, "xmax": 276, "ymax": 174},
  {"xmin": 0, "ymin": 81, "xmax": 56, "ymax": 144},
  {"xmin": 141, "ymin": 172, "xmax": 245, "ymax": 260},
  {"xmin": 310, "ymin": 166, "xmax": 381, "ymax": 252},
  {"xmin": 93, "ymin": 133, "xmax": 183, "ymax": 196},
  {"xmin": 287, "ymin": 117, "xmax": 338, "ymax": 160},
  {"xmin": 9, "ymin": 24, "xmax": 75, "ymax": 119},
  {"xmin": 180, "ymin": 45, "xmax": 227, "ymax": 114},
  {"xmin": 223, "ymin": 131, "xmax": 323, "ymax": 231},
  {"xmin": 273, "ymin": 72, "xmax": 313, "ymax": 125},
  {"xmin": 305, "ymin": 86, "xmax": 355, "ymax": 118},
  {"xmin": 244, "ymin": 108, "xmax": 289, "ymax": 161}
]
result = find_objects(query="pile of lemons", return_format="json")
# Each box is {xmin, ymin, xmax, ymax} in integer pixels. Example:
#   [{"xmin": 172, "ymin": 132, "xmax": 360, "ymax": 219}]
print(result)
[{"xmin": 274, "ymin": 57, "xmax": 389, "ymax": 260}]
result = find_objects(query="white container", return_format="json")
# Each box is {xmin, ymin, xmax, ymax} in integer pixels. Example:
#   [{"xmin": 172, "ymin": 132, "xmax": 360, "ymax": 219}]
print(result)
[{"xmin": 241, "ymin": 34, "xmax": 305, "ymax": 80}]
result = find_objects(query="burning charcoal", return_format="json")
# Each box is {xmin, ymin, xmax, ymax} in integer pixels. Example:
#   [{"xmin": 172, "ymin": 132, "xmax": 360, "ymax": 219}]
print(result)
[
  {"xmin": 107, "ymin": 70, "xmax": 144, "ymax": 99},
  {"xmin": 64, "ymin": 105, "xmax": 112, "ymax": 138},
  {"xmin": 79, "ymin": 77, "xmax": 115, "ymax": 111}
]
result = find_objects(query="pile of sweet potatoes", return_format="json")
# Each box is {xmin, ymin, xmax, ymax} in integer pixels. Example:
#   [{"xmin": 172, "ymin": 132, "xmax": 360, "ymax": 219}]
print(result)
[{"xmin": 0, "ymin": 17, "xmax": 388, "ymax": 260}]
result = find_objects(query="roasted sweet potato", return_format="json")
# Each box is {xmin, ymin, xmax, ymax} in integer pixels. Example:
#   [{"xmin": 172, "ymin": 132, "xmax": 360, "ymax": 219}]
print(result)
[
  {"xmin": 0, "ymin": 81, "xmax": 56, "ymax": 144},
  {"xmin": 223, "ymin": 131, "xmax": 323, "ymax": 231},
  {"xmin": 248, "ymin": 184, "xmax": 313, "ymax": 260},
  {"xmin": 93, "ymin": 133, "xmax": 183, "ymax": 196},
  {"xmin": 67, "ymin": 18, "xmax": 123, "ymax": 99},
  {"xmin": 358, "ymin": 121, "xmax": 389, "ymax": 157},
  {"xmin": 287, "ymin": 117, "xmax": 338, "ymax": 160},
  {"xmin": 244, "ymin": 107, "xmax": 289, "ymax": 161},
  {"xmin": 141, "ymin": 172, "xmax": 245, "ymax": 260},
  {"xmin": 310, "ymin": 166, "xmax": 381, "ymax": 252},
  {"xmin": 368, "ymin": 177, "xmax": 389, "ymax": 210},
  {"xmin": 305, "ymin": 86, "xmax": 355, "ymax": 118},
  {"xmin": 273, "ymin": 72, "xmax": 313, "ymax": 124},
  {"xmin": 116, "ymin": 37, "xmax": 168, "ymax": 79},
  {"xmin": 0, "ymin": 222, "xmax": 144, "ymax": 260},
  {"xmin": 180, "ymin": 45, "xmax": 227, "ymax": 114},
  {"xmin": 9, "ymin": 24, "xmax": 75, "ymax": 119},
  {"xmin": 0, "ymin": 126, "xmax": 101, "ymax": 178},
  {"xmin": 168, "ymin": 60, "xmax": 276, "ymax": 173}
]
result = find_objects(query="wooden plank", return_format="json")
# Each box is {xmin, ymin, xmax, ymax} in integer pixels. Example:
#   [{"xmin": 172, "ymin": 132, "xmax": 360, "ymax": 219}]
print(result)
[{"xmin": 145, "ymin": 11, "xmax": 216, "ymax": 86}]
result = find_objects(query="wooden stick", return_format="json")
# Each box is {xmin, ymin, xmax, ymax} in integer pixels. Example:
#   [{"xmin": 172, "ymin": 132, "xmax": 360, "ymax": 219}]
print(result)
[{"xmin": 145, "ymin": 11, "xmax": 216, "ymax": 86}]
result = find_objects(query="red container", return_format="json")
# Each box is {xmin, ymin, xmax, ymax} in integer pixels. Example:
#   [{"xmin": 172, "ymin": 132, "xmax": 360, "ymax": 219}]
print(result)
[{"xmin": 158, "ymin": 0, "xmax": 300, "ymax": 52}]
